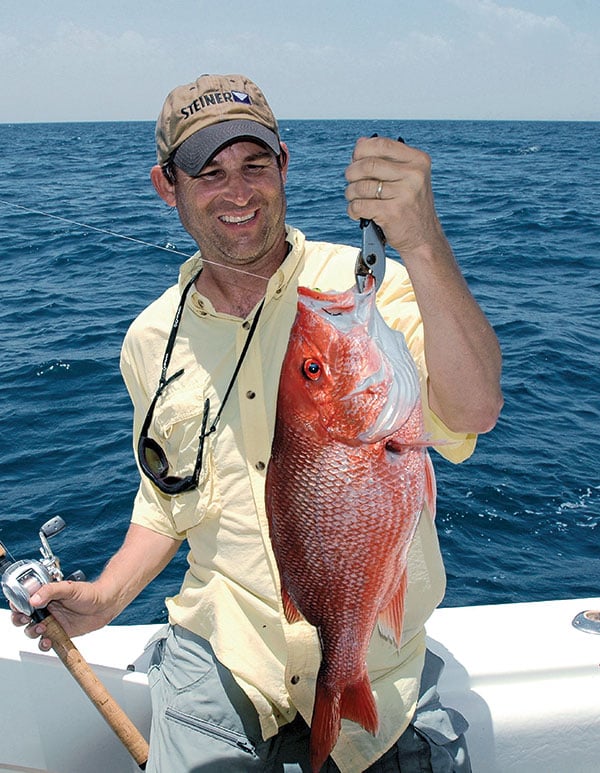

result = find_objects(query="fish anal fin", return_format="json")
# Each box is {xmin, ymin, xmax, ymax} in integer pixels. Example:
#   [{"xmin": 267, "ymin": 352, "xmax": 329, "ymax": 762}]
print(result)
[
  {"xmin": 377, "ymin": 571, "xmax": 407, "ymax": 647},
  {"xmin": 281, "ymin": 585, "xmax": 303, "ymax": 624},
  {"xmin": 340, "ymin": 672, "xmax": 379, "ymax": 736}
]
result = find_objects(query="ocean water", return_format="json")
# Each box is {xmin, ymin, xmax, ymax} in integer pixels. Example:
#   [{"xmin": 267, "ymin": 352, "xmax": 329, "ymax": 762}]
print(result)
[{"xmin": 0, "ymin": 119, "xmax": 598, "ymax": 625}]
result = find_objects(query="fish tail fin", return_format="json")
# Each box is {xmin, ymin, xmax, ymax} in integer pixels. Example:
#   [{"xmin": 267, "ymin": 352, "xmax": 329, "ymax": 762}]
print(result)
[
  {"xmin": 377, "ymin": 570, "xmax": 407, "ymax": 647},
  {"xmin": 310, "ymin": 684, "xmax": 341, "ymax": 773},
  {"xmin": 310, "ymin": 671, "xmax": 378, "ymax": 770},
  {"xmin": 425, "ymin": 451, "xmax": 437, "ymax": 520},
  {"xmin": 340, "ymin": 671, "xmax": 379, "ymax": 735}
]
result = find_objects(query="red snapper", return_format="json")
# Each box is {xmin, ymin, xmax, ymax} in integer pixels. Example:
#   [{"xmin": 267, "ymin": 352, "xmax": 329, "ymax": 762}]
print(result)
[{"xmin": 266, "ymin": 279, "xmax": 435, "ymax": 771}]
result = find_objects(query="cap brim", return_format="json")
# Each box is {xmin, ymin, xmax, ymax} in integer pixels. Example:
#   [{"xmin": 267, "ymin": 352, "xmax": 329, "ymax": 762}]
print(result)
[{"xmin": 172, "ymin": 120, "xmax": 280, "ymax": 177}]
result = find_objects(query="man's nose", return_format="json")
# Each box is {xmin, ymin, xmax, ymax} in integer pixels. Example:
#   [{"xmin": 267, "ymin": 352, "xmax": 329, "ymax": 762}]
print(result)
[{"xmin": 222, "ymin": 172, "xmax": 254, "ymax": 205}]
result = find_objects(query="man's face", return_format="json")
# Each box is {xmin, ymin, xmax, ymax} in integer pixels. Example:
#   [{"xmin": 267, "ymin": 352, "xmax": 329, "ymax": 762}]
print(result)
[{"xmin": 171, "ymin": 140, "xmax": 289, "ymax": 271}]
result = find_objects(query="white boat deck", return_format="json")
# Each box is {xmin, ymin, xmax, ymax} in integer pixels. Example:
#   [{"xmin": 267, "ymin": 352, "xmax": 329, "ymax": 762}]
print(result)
[
  {"xmin": 425, "ymin": 598, "xmax": 600, "ymax": 772},
  {"xmin": 1, "ymin": 597, "xmax": 599, "ymax": 772}
]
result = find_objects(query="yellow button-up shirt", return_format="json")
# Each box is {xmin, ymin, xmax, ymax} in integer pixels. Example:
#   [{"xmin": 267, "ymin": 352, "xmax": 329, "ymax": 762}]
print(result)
[{"xmin": 120, "ymin": 226, "xmax": 475, "ymax": 772}]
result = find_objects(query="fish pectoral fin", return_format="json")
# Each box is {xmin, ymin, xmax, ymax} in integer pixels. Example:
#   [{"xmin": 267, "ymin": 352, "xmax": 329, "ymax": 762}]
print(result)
[
  {"xmin": 425, "ymin": 452, "xmax": 437, "ymax": 520},
  {"xmin": 384, "ymin": 437, "xmax": 407, "ymax": 454},
  {"xmin": 385, "ymin": 434, "xmax": 431, "ymax": 453},
  {"xmin": 340, "ymin": 673, "xmax": 379, "ymax": 735},
  {"xmin": 377, "ymin": 571, "xmax": 407, "ymax": 647},
  {"xmin": 281, "ymin": 585, "xmax": 304, "ymax": 624}
]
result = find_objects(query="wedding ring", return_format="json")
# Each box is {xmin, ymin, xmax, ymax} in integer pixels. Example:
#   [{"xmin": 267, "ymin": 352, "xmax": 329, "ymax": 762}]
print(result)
[{"xmin": 375, "ymin": 180, "xmax": 383, "ymax": 200}]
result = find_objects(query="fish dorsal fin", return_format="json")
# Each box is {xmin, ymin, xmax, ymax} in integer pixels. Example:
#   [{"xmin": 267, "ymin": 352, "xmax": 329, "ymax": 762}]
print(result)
[{"xmin": 376, "ymin": 570, "xmax": 407, "ymax": 647}]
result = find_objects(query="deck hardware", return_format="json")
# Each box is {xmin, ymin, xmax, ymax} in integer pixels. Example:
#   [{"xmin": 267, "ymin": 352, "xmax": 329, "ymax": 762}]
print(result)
[{"xmin": 572, "ymin": 610, "xmax": 600, "ymax": 635}]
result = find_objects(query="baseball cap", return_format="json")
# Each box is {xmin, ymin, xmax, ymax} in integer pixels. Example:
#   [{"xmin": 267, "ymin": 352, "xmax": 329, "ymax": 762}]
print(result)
[{"xmin": 155, "ymin": 73, "xmax": 281, "ymax": 176}]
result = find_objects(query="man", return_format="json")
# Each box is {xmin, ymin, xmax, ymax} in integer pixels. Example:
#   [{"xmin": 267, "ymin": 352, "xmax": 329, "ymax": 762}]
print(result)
[{"xmin": 13, "ymin": 74, "xmax": 502, "ymax": 771}]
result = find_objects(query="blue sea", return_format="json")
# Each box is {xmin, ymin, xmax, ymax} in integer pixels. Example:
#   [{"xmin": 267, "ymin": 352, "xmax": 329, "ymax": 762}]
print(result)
[{"xmin": 0, "ymin": 120, "xmax": 598, "ymax": 625}]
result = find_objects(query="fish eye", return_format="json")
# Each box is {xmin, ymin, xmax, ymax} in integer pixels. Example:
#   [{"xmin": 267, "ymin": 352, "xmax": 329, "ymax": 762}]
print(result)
[{"xmin": 302, "ymin": 359, "xmax": 322, "ymax": 381}]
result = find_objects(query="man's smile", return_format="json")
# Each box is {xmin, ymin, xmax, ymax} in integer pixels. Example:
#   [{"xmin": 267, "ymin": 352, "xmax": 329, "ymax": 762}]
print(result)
[{"xmin": 219, "ymin": 211, "xmax": 257, "ymax": 225}]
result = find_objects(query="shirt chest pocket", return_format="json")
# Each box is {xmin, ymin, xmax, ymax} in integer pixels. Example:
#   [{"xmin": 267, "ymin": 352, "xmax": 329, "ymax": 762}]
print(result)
[{"xmin": 152, "ymin": 383, "xmax": 222, "ymax": 533}]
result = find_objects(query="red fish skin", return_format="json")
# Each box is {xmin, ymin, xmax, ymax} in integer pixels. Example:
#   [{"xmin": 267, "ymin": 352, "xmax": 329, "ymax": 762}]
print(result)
[{"xmin": 266, "ymin": 284, "xmax": 431, "ymax": 772}]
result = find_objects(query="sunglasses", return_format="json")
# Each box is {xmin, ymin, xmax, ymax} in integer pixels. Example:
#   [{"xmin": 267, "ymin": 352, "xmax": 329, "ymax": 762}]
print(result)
[{"xmin": 137, "ymin": 270, "xmax": 264, "ymax": 496}]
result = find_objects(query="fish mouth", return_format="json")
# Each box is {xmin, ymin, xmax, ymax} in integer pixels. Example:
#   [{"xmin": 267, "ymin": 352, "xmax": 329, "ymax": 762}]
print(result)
[{"xmin": 298, "ymin": 285, "xmax": 361, "ymax": 325}]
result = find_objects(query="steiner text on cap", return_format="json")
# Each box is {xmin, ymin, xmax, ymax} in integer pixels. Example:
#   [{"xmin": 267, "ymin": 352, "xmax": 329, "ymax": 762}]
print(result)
[{"xmin": 181, "ymin": 89, "xmax": 254, "ymax": 119}]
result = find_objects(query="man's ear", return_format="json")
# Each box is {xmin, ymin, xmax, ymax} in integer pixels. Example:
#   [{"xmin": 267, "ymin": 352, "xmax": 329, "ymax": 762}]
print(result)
[
  {"xmin": 279, "ymin": 142, "xmax": 290, "ymax": 183},
  {"xmin": 150, "ymin": 165, "xmax": 177, "ymax": 207}
]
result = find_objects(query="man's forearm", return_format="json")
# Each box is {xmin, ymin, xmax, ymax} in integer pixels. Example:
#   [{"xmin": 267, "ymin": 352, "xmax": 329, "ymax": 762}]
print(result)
[
  {"xmin": 402, "ymin": 236, "xmax": 503, "ymax": 434},
  {"xmin": 94, "ymin": 523, "xmax": 182, "ymax": 621}
]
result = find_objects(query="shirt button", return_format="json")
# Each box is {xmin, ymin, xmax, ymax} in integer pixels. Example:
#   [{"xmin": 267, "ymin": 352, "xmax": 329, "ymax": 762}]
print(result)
[
  {"xmin": 246, "ymin": 390, "xmax": 256, "ymax": 399},
  {"xmin": 290, "ymin": 675, "xmax": 300, "ymax": 685},
  {"xmin": 255, "ymin": 461, "xmax": 265, "ymax": 471},
  {"xmin": 242, "ymin": 320, "xmax": 251, "ymax": 330}
]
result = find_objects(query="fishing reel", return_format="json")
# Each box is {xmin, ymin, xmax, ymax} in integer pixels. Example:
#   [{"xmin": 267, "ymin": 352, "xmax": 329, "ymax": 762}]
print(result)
[{"xmin": 0, "ymin": 516, "xmax": 84, "ymax": 617}]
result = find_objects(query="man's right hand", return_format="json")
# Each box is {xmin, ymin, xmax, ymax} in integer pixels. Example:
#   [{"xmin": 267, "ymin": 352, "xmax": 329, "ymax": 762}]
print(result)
[
  {"xmin": 10, "ymin": 522, "xmax": 182, "ymax": 652},
  {"xmin": 10, "ymin": 578, "xmax": 112, "ymax": 651}
]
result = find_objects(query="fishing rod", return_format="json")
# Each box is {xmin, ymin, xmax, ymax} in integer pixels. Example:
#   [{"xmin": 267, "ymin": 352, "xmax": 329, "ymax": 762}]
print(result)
[{"xmin": 0, "ymin": 518, "xmax": 149, "ymax": 770}]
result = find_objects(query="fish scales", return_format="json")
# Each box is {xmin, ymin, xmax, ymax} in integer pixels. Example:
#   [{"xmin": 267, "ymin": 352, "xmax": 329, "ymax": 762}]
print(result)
[{"xmin": 266, "ymin": 280, "xmax": 434, "ymax": 772}]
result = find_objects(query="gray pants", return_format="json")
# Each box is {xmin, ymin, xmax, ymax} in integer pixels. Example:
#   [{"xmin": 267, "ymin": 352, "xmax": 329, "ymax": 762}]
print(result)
[{"xmin": 146, "ymin": 625, "xmax": 471, "ymax": 772}]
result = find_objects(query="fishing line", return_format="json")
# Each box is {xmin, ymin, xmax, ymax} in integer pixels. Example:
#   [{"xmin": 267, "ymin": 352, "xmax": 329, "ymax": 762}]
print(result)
[
  {"xmin": 0, "ymin": 541, "xmax": 17, "ymax": 566},
  {"xmin": 0, "ymin": 198, "xmax": 272, "ymax": 284}
]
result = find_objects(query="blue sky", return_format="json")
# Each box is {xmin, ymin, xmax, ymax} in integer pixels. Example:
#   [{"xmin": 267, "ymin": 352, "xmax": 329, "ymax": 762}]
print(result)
[{"xmin": 2, "ymin": 0, "xmax": 599, "ymax": 122}]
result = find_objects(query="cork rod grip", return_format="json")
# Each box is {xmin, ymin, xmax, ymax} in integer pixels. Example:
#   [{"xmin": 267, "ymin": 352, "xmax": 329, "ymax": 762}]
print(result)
[{"xmin": 43, "ymin": 614, "xmax": 149, "ymax": 769}]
